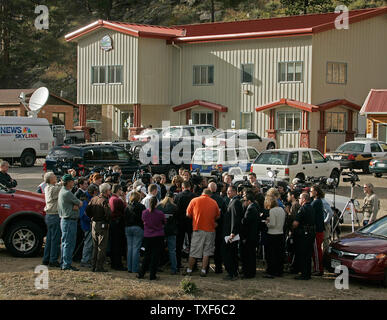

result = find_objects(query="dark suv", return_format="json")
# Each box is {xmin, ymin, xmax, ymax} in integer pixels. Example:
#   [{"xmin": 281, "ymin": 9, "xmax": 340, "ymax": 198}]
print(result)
[{"xmin": 44, "ymin": 144, "xmax": 144, "ymax": 178}]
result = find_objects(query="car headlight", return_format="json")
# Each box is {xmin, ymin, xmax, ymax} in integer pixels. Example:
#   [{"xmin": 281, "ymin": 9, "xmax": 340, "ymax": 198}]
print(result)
[{"xmin": 354, "ymin": 253, "xmax": 386, "ymax": 260}]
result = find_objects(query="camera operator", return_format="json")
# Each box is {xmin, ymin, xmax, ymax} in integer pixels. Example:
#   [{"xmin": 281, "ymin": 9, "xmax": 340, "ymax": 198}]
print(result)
[
  {"xmin": 309, "ymin": 185, "xmax": 325, "ymax": 277},
  {"xmin": 277, "ymin": 181, "xmax": 289, "ymax": 206},
  {"xmin": 174, "ymin": 181, "xmax": 197, "ymax": 270},
  {"xmin": 208, "ymin": 182, "xmax": 227, "ymax": 274},
  {"xmin": 357, "ymin": 183, "xmax": 380, "ymax": 226}
]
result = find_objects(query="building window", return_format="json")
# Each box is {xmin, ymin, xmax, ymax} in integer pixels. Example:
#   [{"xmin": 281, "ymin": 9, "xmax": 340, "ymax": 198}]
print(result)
[
  {"xmin": 277, "ymin": 111, "xmax": 301, "ymax": 132},
  {"xmin": 5, "ymin": 110, "xmax": 18, "ymax": 116},
  {"xmin": 241, "ymin": 64, "xmax": 254, "ymax": 83},
  {"xmin": 326, "ymin": 62, "xmax": 347, "ymax": 84},
  {"xmin": 241, "ymin": 112, "xmax": 252, "ymax": 131},
  {"xmin": 192, "ymin": 111, "xmax": 213, "ymax": 125},
  {"xmin": 326, "ymin": 112, "xmax": 346, "ymax": 133},
  {"xmin": 278, "ymin": 61, "xmax": 303, "ymax": 82},
  {"xmin": 193, "ymin": 65, "xmax": 214, "ymax": 85},
  {"xmin": 52, "ymin": 112, "xmax": 66, "ymax": 126},
  {"xmin": 91, "ymin": 65, "xmax": 123, "ymax": 84}
]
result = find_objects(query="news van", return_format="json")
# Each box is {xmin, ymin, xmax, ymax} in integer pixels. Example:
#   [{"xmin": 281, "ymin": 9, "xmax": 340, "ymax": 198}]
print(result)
[{"xmin": 0, "ymin": 116, "xmax": 54, "ymax": 166}]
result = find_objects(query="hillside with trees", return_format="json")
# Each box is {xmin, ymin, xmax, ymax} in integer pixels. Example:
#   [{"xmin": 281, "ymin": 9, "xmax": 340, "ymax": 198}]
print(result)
[{"xmin": 0, "ymin": 0, "xmax": 386, "ymax": 101}]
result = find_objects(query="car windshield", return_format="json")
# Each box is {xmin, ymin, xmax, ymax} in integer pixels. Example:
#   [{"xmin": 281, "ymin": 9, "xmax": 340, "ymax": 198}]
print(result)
[
  {"xmin": 254, "ymin": 151, "xmax": 289, "ymax": 165},
  {"xmin": 214, "ymin": 131, "xmax": 237, "ymax": 139},
  {"xmin": 358, "ymin": 216, "xmax": 387, "ymax": 238},
  {"xmin": 337, "ymin": 143, "xmax": 365, "ymax": 152},
  {"xmin": 47, "ymin": 147, "xmax": 82, "ymax": 159},
  {"xmin": 193, "ymin": 149, "xmax": 219, "ymax": 163}
]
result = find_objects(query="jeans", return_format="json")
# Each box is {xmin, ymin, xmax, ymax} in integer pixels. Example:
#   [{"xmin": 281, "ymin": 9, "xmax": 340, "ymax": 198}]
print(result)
[
  {"xmin": 43, "ymin": 214, "xmax": 61, "ymax": 264},
  {"xmin": 60, "ymin": 218, "xmax": 78, "ymax": 269},
  {"xmin": 167, "ymin": 235, "xmax": 177, "ymax": 273},
  {"xmin": 125, "ymin": 226, "xmax": 143, "ymax": 272},
  {"xmin": 81, "ymin": 230, "xmax": 93, "ymax": 264}
]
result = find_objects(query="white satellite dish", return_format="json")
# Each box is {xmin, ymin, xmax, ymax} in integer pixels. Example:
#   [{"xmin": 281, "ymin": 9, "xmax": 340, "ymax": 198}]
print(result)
[{"xmin": 19, "ymin": 87, "xmax": 49, "ymax": 118}]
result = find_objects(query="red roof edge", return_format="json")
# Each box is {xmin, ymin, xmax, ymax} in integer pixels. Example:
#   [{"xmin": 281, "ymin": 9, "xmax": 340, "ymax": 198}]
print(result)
[
  {"xmin": 172, "ymin": 100, "xmax": 228, "ymax": 112},
  {"xmin": 255, "ymin": 99, "xmax": 319, "ymax": 113},
  {"xmin": 318, "ymin": 99, "xmax": 361, "ymax": 111}
]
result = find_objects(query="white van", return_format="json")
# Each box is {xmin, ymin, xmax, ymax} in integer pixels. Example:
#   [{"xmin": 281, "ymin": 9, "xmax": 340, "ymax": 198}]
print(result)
[{"xmin": 0, "ymin": 117, "xmax": 54, "ymax": 166}]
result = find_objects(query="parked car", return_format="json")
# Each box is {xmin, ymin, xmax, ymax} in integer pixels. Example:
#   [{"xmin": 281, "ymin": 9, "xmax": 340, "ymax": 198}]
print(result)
[
  {"xmin": 251, "ymin": 148, "xmax": 341, "ymax": 185},
  {"xmin": 161, "ymin": 125, "xmax": 220, "ymax": 141},
  {"xmin": 191, "ymin": 146, "xmax": 260, "ymax": 177},
  {"xmin": 44, "ymin": 144, "xmax": 144, "ymax": 179},
  {"xmin": 137, "ymin": 138, "xmax": 203, "ymax": 181},
  {"xmin": 130, "ymin": 128, "xmax": 163, "ymax": 142},
  {"xmin": 369, "ymin": 156, "xmax": 387, "ymax": 177},
  {"xmin": 326, "ymin": 140, "xmax": 387, "ymax": 173},
  {"xmin": 324, "ymin": 193, "xmax": 362, "ymax": 224},
  {"xmin": 328, "ymin": 215, "xmax": 387, "ymax": 287},
  {"xmin": 0, "ymin": 183, "xmax": 46, "ymax": 257},
  {"xmin": 204, "ymin": 129, "xmax": 276, "ymax": 151}
]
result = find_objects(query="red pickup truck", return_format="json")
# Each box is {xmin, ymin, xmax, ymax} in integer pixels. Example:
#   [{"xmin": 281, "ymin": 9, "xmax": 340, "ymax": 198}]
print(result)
[{"xmin": 0, "ymin": 183, "xmax": 46, "ymax": 257}]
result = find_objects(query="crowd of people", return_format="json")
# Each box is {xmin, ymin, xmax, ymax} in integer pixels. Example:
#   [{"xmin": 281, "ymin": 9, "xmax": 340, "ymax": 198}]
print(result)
[{"xmin": 0, "ymin": 160, "xmax": 380, "ymax": 281}]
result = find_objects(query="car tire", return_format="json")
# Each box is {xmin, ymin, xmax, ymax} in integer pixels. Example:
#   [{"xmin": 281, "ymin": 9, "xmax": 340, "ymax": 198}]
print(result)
[
  {"xmin": 330, "ymin": 169, "xmax": 341, "ymax": 188},
  {"xmin": 20, "ymin": 151, "xmax": 35, "ymax": 167},
  {"xmin": 373, "ymin": 173, "xmax": 382, "ymax": 178},
  {"xmin": 4, "ymin": 220, "xmax": 44, "ymax": 257},
  {"xmin": 266, "ymin": 142, "xmax": 275, "ymax": 150},
  {"xmin": 167, "ymin": 168, "xmax": 178, "ymax": 182},
  {"xmin": 362, "ymin": 166, "xmax": 370, "ymax": 174}
]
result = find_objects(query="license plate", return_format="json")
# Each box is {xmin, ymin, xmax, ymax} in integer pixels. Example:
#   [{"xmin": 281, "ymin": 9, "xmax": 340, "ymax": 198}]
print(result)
[
  {"xmin": 331, "ymin": 259, "xmax": 341, "ymax": 268},
  {"xmin": 377, "ymin": 163, "xmax": 386, "ymax": 167},
  {"xmin": 333, "ymin": 156, "xmax": 342, "ymax": 160}
]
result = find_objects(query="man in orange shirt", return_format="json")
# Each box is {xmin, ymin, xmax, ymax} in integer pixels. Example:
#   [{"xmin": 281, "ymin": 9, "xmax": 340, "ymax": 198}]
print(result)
[{"xmin": 183, "ymin": 188, "xmax": 220, "ymax": 277}]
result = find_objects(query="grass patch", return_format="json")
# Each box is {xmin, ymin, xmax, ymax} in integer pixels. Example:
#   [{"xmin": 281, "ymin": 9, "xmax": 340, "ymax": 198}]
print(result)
[{"xmin": 180, "ymin": 277, "xmax": 198, "ymax": 295}]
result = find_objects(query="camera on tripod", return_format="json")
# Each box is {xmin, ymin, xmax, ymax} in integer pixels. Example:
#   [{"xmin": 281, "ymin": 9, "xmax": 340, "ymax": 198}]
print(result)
[{"xmin": 342, "ymin": 170, "xmax": 360, "ymax": 184}]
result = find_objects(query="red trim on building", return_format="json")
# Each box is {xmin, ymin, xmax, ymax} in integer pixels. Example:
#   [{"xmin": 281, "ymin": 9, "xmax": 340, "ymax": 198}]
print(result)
[
  {"xmin": 318, "ymin": 99, "xmax": 361, "ymax": 111},
  {"xmin": 172, "ymin": 100, "xmax": 228, "ymax": 113},
  {"xmin": 185, "ymin": 109, "xmax": 191, "ymax": 125},
  {"xmin": 255, "ymin": 98, "xmax": 319, "ymax": 113},
  {"xmin": 133, "ymin": 104, "xmax": 141, "ymax": 127},
  {"xmin": 214, "ymin": 110, "xmax": 219, "ymax": 128}
]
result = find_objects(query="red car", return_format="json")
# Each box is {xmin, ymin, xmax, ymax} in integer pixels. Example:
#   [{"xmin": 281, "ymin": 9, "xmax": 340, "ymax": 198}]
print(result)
[
  {"xmin": 0, "ymin": 183, "xmax": 46, "ymax": 257},
  {"xmin": 328, "ymin": 216, "xmax": 387, "ymax": 287}
]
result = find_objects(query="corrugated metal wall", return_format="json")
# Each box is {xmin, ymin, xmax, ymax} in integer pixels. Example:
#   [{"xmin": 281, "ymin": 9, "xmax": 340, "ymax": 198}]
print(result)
[
  {"xmin": 77, "ymin": 29, "xmax": 138, "ymax": 105},
  {"xmin": 311, "ymin": 15, "xmax": 387, "ymax": 107},
  {"xmin": 179, "ymin": 36, "xmax": 313, "ymax": 137}
]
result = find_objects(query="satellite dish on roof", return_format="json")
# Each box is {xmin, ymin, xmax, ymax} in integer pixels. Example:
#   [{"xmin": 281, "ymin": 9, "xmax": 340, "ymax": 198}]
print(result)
[{"xmin": 19, "ymin": 87, "xmax": 49, "ymax": 118}]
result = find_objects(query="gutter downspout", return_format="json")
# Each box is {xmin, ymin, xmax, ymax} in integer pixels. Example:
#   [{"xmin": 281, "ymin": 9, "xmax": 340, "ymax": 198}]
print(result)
[{"xmin": 171, "ymin": 41, "xmax": 182, "ymax": 105}]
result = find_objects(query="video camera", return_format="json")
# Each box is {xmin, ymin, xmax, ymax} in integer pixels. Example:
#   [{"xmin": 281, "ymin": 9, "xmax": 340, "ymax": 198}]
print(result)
[{"xmin": 342, "ymin": 170, "xmax": 360, "ymax": 184}]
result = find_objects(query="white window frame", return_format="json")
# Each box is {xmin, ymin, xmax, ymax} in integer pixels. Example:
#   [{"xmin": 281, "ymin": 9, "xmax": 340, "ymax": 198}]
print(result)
[
  {"xmin": 326, "ymin": 62, "xmax": 347, "ymax": 85},
  {"xmin": 278, "ymin": 61, "xmax": 303, "ymax": 83},
  {"xmin": 91, "ymin": 65, "xmax": 123, "ymax": 85},
  {"xmin": 276, "ymin": 111, "xmax": 302, "ymax": 133},
  {"xmin": 326, "ymin": 112, "xmax": 346, "ymax": 133},
  {"xmin": 241, "ymin": 63, "xmax": 254, "ymax": 84},
  {"xmin": 192, "ymin": 111, "xmax": 214, "ymax": 125},
  {"xmin": 193, "ymin": 65, "xmax": 214, "ymax": 86}
]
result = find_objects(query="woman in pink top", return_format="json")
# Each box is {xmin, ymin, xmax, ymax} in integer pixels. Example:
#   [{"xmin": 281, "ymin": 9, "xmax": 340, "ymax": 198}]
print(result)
[{"xmin": 137, "ymin": 196, "xmax": 166, "ymax": 280}]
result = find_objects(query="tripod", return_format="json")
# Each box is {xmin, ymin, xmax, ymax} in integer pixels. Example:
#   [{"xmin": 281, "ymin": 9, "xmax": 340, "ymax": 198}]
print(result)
[{"xmin": 332, "ymin": 180, "xmax": 361, "ymax": 236}]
